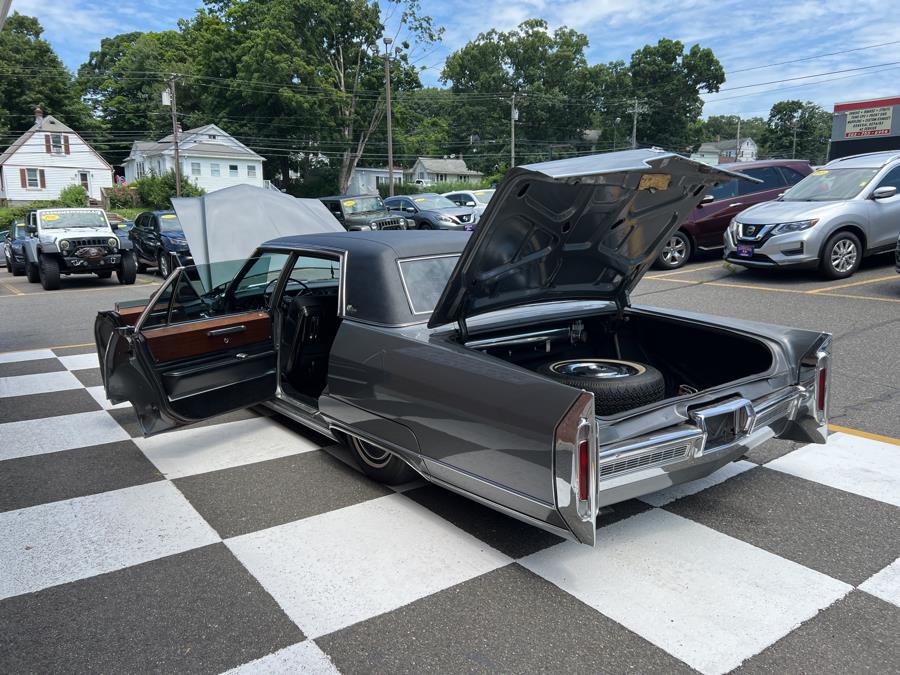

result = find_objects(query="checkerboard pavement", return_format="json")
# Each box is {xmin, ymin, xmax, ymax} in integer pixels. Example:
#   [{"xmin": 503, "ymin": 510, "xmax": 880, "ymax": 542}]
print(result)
[{"xmin": 1, "ymin": 345, "xmax": 898, "ymax": 674}]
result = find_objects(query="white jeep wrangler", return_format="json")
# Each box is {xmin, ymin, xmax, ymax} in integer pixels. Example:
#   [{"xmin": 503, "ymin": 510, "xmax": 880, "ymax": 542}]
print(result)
[{"xmin": 23, "ymin": 208, "xmax": 136, "ymax": 290}]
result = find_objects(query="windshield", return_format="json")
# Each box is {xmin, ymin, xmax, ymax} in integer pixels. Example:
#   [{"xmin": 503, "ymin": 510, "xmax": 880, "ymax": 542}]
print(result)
[
  {"xmin": 11, "ymin": 223, "xmax": 26, "ymax": 238},
  {"xmin": 342, "ymin": 196, "xmax": 385, "ymax": 215},
  {"xmin": 398, "ymin": 255, "xmax": 459, "ymax": 314},
  {"xmin": 782, "ymin": 168, "xmax": 878, "ymax": 202},
  {"xmin": 158, "ymin": 214, "xmax": 182, "ymax": 232},
  {"xmin": 38, "ymin": 210, "xmax": 109, "ymax": 230},
  {"xmin": 471, "ymin": 189, "xmax": 495, "ymax": 204},
  {"xmin": 412, "ymin": 195, "xmax": 457, "ymax": 210}
]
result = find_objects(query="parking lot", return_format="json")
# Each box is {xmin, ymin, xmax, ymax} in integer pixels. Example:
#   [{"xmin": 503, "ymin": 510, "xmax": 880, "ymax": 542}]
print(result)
[{"xmin": 1, "ymin": 256, "xmax": 898, "ymax": 674}]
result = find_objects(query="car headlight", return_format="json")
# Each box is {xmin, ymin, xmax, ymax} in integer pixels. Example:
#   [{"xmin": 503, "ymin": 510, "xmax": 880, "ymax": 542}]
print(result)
[
  {"xmin": 108, "ymin": 237, "xmax": 119, "ymax": 248},
  {"xmin": 369, "ymin": 222, "xmax": 379, "ymax": 230},
  {"xmin": 772, "ymin": 219, "xmax": 818, "ymax": 235},
  {"xmin": 437, "ymin": 215, "xmax": 454, "ymax": 223},
  {"xmin": 58, "ymin": 239, "xmax": 70, "ymax": 251}
]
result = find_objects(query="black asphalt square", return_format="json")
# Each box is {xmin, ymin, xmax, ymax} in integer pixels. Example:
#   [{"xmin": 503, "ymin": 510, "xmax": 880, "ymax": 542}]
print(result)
[
  {"xmin": 0, "ymin": 544, "xmax": 304, "ymax": 674},
  {"xmin": 174, "ymin": 450, "xmax": 392, "ymax": 538},
  {"xmin": 665, "ymin": 466, "xmax": 900, "ymax": 585},
  {"xmin": 0, "ymin": 440, "xmax": 163, "ymax": 512},
  {"xmin": 0, "ymin": 357, "xmax": 65, "ymax": 378},
  {"xmin": 72, "ymin": 367, "xmax": 104, "ymax": 387},
  {"xmin": 317, "ymin": 563, "xmax": 694, "ymax": 674},
  {"xmin": 0, "ymin": 387, "xmax": 101, "ymax": 424}
]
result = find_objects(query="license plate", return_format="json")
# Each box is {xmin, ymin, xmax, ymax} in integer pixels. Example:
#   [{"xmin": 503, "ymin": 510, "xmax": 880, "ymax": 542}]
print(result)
[{"xmin": 736, "ymin": 245, "xmax": 754, "ymax": 258}]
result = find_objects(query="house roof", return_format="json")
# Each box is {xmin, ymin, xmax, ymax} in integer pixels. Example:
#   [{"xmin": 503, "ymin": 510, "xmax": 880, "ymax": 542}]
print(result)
[
  {"xmin": 414, "ymin": 157, "xmax": 483, "ymax": 176},
  {"xmin": 0, "ymin": 115, "xmax": 77, "ymax": 165},
  {"xmin": 698, "ymin": 138, "xmax": 756, "ymax": 153},
  {"xmin": 126, "ymin": 123, "xmax": 263, "ymax": 162}
]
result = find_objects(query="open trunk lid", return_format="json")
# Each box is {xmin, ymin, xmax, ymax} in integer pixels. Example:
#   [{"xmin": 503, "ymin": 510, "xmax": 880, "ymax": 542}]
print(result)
[{"xmin": 428, "ymin": 149, "xmax": 753, "ymax": 331}]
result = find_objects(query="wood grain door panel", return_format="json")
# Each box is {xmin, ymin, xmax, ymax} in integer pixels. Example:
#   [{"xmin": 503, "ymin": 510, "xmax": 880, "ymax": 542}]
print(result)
[{"xmin": 144, "ymin": 311, "xmax": 272, "ymax": 362}]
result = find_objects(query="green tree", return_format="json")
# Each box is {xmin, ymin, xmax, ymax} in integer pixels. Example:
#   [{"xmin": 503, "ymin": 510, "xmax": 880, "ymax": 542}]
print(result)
[
  {"xmin": 697, "ymin": 114, "xmax": 768, "ymax": 153},
  {"xmin": 761, "ymin": 100, "xmax": 832, "ymax": 164},
  {"xmin": 0, "ymin": 13, "xmax": 97, "ymax": 138},
  {"xmin": 627, "ymin": 38, "xmax": 725, "ymax": 150}
]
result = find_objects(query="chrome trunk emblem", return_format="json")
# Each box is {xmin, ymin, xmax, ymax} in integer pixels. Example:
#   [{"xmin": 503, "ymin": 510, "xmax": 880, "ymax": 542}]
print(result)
[{"xmin": 690, "ymin": 398, "xmax": 754, "ymax": 453}]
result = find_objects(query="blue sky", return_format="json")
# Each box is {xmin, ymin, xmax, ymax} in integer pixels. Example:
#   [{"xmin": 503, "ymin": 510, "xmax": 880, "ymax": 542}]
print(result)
[{"xmin": 13, "ymin": 0, "xmax": 900, "ymax": 120}]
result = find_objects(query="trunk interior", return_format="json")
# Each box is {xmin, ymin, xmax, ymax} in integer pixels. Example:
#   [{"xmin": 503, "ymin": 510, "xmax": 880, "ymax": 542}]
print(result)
[{"xmin": 468, "ymin": 311, "xmax": 774, "ymax": 412}]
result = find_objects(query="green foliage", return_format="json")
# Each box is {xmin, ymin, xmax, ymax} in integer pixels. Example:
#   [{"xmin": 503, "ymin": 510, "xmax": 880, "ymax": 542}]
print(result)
[
  {"xmin": 761, "ymin": 100, "xmax": 832, "ymax": 164},
  {"xmin": 57, "ymin": 184, "xmax": 89, "ymax": 208},
  {"xmin": 106, "ymin": 184, "xmax": 141, "ymax": 209},
  {"xmin": 0, "ymin": 201, "xmax": 57, "ymax": 224},
  {"xmin": 132, "ymin": 171, "xmax": 204, "ymax": 209},
  {"xmin": 377, "ymin": 179, "xmax": 494, "ymax": 197}
]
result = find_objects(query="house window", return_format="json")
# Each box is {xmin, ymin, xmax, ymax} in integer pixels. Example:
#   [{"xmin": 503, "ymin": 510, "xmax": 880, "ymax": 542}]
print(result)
[
  {"xmin": 229, "ymin": 164, "xmax": 239, "ymax": 177},
  {"xmin": 418, "ymin": 171, "xmax": 425, "ymax": 179},
  {"xmin": 26, "ymin": 168, "xmax": 40, "ymax": 188},
  {"xmin": 51, "ymin": 133, "xmax": 63, "ymax": 154},
  {"xmin": 208, "ymin": 134, "xmax": 217, "ymax": 140},
  {"xmin": 437, "ymin": 173, "xmax": 447, "ymax": 182},
  {"xmin": 191, "ymin": 162, "xmax": 201, "ymax": 176},
  {"xmin": 136, "ymin": 161, "xmax": 145, "ymax": 177},
  {"xmin": 247, "ymin": 165, "xmax": 257, "ymax": 178},
  {"xmin": 210, "ymin": 163, "xmax": 221, "ymax": 177}
]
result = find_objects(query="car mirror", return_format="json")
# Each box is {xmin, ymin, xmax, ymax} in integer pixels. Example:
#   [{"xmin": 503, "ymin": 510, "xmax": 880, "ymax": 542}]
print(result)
[
  {"xmin": 465, "ymin": 201, "xmax": 477, "ymax": 207},
  {"xmin": 404, "ymin": 207, "xmax": 416, "ymax": 213},
  {"xmin": 698, "ymin": 194, "xmax": 715, "ymax": 207},
  {"xmin": 872, "ymin": 186, "xmax": 897, "ymax": 200},
  {"xmin": 25, "ymin": 224, "xmax": 37, "ymax": 234}
]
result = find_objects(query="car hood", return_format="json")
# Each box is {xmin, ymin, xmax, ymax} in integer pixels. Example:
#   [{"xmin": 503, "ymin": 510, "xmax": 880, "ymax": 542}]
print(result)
[
  {"xmin": 429, "ymin": 149, "xmax": 751, "ymax": 328},
  {"xmin": 736, "ymin": 199, "xmax": 848, "ymax": 224},
  {"xmin": 424, "ymin": 206, "xmax": 474, "ymax": 219}
]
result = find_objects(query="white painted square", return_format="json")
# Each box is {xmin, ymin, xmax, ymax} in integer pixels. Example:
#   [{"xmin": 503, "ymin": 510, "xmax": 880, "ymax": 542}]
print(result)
[
  {"xmin": 58, "ymin": 353, "xmax": 99, "ymax": 371},
  {"xmin": 0, "ymin": 481, "xmax": 220, "ymax": 600},
  {"xmin": 640, "ymin": 460, "xmax": 756, "ymax": 507},
  {"xmin": 227, "ymin": 493, "xmax": 511, "ymax": 638},
  {"xmin": 521, "ymin": 509, "xmax": 851, "ymax": 675},
  {"xmin": 860, "ymin": 557, "xmax": 900, "ymax": 609},
  {"xmin": 0, "ymin": 410, "xmax": 130, "ymax": 461},
  {"xmin": 135, "ymin": 416, "xmax": 319, "ymax": 479},
  {"xmin": 0, "ymin": 370, "xmax": 82, "ymax": 398},
  {"xmin": 223, "ymin": 641, "xmax": 339, "ymax": 674},
  {"xmin": 767, "ymin": 432, "xmax": 900, "ymax": 507},
  {"xmin": 86, "ymin": 386, "xmax": 131, "ymax": 410},
  {"xmin": 0, "ymin": 348, "xmax": 56, "ymax": 364}
]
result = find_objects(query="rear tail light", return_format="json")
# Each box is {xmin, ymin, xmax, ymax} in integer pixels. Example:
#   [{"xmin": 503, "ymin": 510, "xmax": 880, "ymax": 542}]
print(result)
[
  {"xmin": 553, "ymin": 390, "xmax": 597, "ymax": 540},
  {"xmin": 817, "ymin": 367, "xmax": 827, "ymax": 413},
  {"xmin": 578, "ymin": 439, "xmax": 590, "ymax": 501}
]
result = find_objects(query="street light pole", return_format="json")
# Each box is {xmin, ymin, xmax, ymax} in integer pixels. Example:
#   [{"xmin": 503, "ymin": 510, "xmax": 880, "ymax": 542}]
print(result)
[
  {"xmin": 613, "ymin": 117, "xmax": 621, "ymax": 150},
  {"xmin": 383, "ymin": 37, "xmax": 394, "ymax": 197},
  {"xmin": 510, "ymin": 92, "xmax": 517, "ymax": 168}
]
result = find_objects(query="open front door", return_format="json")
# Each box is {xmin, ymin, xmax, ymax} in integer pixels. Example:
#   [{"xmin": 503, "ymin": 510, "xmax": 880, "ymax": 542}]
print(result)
[{"xmin": 95, "ymin": 250, "xmax": 291, "ymax": 435}]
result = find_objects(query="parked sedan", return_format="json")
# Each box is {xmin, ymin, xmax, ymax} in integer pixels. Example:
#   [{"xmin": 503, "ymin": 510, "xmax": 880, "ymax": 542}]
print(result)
[
  {"xmin": 130, "ymin": 210, "xmax": 193, "ymax": 277},
  {"xmin": 94, "ymin": 150, "xmax": 830, "ymax": 547},
  {"xmin": 656, "ymin": 159, "xmax": 811, "ymax": 269},
  {"xmin": 384, "ymin": 193, "xmax": 476, "ymax": 230},
  {"xmin": 3, "ymin": 220, "xmax": 27, "ymax": 276},
  {"xmin": 725, "ymin": 151, "xmax": 900, "ymax": 278},
  {"xmin": 441, "ymin": 188, "xmax": 495, "ymax": 221}
]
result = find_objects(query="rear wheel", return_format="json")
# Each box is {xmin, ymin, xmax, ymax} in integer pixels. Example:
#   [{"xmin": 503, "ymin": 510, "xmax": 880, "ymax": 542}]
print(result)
[
  {"xmin": 4, "ymin": 252, "xmax": 10, "ymax": 274},
  {"xmin": 820, "ymin": 231, "xmax": 861, "ymax": 279},
  {"xmin": 118, "ymin": 253, "xmax": 137, "ymax": 285},
  {"xmin": 157, "ymin": 250, "xmax": 170, "ymax": 278},
  {"xmin": 655, "ymin": 231, "xmax": 692, "ymax": 269},
  {"xmin": 26, "ymin": 261, "xmax": 40, "ymax": 283},
  {"xmin": 39, "ymin": 255, "xmax": 61, "ymax": 290},
  {"xmin": 11, "ymin": 259, "xmax": 25, "ymax": 276},
  {"xmin": 348, "ymin": 436, "xmax": 418, "ymax": 484},
  {"xmin": 537, "ymin": 358, "xmax": 665, "ymax": 416}
]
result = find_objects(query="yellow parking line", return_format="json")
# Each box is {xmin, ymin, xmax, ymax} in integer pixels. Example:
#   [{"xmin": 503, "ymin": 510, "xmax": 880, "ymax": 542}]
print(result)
[
  {"xmin": 645, "ymin": 263, "xmax": 724, "ymax": 279},
  {"xmin": 829, "ymin": 424, "xmax": 900, "ymax": 446},
  {"xmin": 806, "ymin": 274, "xmax": 898, "ymax": 294},
  {"xmin": 815, "ymin": 291, "xmax": 900, "ymax": 304},
  {"xmin": 0, "ymin": 281, "xmax": 25, "ymax": 296},
  {"xmin": 647, "ymin": 276, "xmax": 900, "ymax": 302}
]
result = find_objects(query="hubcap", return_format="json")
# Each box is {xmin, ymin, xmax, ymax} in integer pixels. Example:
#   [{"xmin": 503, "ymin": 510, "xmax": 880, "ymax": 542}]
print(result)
[
  {"xmin": 831, "ymin": 239, "xmax": 857, "ymax": 273},
  {"xmin": 661, "ymin": 235, "xmax": 687, "ymax": 266},
  {"xmin": 159, "ymin": 254, "xmax": 169, "ymax": 277},
  {"xmin": 551, "ymin": 360, "xmax": 641, "ymax": 379},
  {"xmin": 351, "ymin": 436, "xmax": 391, "ymax": 468}
]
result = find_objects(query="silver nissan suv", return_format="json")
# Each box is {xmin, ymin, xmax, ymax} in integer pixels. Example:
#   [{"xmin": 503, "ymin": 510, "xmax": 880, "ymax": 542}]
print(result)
[{"xmin": 724, "ymin": 151, "xmax": 900, "ymax": 278}]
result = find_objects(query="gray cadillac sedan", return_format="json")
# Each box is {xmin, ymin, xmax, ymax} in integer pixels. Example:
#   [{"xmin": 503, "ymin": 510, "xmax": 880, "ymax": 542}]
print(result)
[
  {"xmin": 95, "ymin": 149, "xmax": 832, "ymax": 547},
  {"xmin": 724, "ymin": 150, "xmax": 900, "ymax": 278}
]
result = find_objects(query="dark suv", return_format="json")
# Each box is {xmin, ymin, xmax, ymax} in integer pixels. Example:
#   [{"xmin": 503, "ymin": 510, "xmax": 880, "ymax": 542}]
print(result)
[
  {"xmin": 319, "ymin": 194, "xmax": 409, "ymax": 231},
  {"xmin": 130, "ymin": 211, "xmax": 193, "ymax": 277},
  {"xmin": 655, "ymin": 159, "xmax": 812, "ymax": 269}
]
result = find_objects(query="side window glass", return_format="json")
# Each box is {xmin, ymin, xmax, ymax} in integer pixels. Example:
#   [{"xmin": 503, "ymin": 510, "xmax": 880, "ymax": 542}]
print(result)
[
  {"xmin": 708, "ymin": 181, "xmax": 738, "ymax": 201},
  {"xmin": 230, "ymin": 252, "xmax": 291, "ymax": 311},
  {"xmin": 141, "ymin": 283, "xmax": 175, "ymax": 329},
  {"xmin": 876, "ymin": 166, "xmax": 900, "ymax": 191},
  {"xmin": 169, "ymin": 274, "xmax": 208, "ymax": 323},
  {"xmin": 739, "ymin": 167, "xmax": 785, "ymax": 195},
  {"xmin": 779, "ymin": 167, "xmax": 807, "ymax": 186}
]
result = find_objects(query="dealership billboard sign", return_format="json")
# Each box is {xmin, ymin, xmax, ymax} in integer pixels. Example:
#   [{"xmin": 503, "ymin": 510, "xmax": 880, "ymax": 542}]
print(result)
[
  {"xmin": 832, "ymin": 96, "xmax": 900, "ymax": 143},
  {"xmin": 844, "ymin": 106, "xmax": 893, "ymax": 138}
]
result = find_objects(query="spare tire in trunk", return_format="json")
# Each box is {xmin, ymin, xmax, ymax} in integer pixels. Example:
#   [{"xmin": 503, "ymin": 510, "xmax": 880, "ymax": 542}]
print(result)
[{"xmin": 537, "ymin": 358, "xmax": 665, "ymax": 416}]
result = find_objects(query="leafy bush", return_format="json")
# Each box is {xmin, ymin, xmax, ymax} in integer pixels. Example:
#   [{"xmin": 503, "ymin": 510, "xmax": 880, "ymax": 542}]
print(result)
[
  {"xmin": 57, "ymin": 184, "xmax": 89, "ymax": 208},
  {"xmin": 132, "ymin": 171, "xmax": 204, "ymax": 209},
  {"xmin": 106, "ymin": 184, "xmax": 141, "ymax": 209},
  {"xmin": 376, "ymin": 179, "xmax": 495, "ymax": 198}
]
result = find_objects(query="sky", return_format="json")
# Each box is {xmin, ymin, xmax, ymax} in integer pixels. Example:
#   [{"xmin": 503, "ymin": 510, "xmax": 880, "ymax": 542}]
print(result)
[{"xmin": 10, "ymin": 0, "xmax": 900, "ymax": 121}]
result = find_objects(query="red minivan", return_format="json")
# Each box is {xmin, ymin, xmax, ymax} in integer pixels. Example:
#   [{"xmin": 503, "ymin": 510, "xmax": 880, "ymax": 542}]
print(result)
[{"xmin": 655, "ymin": 159, "xmax": 813, "ymax": 269}]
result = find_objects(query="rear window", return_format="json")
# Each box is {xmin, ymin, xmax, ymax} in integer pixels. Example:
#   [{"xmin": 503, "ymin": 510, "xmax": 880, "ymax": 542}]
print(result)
[{"xmin": 398, "ymin": 255, "xmax": 459, "ymax": 315}]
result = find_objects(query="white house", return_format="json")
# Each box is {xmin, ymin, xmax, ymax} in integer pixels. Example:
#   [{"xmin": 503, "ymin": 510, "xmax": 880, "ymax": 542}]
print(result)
[
  {"xmin": 347, "ymin": 165, "xmax": 404, "ymax": 194},
  {"xmin": 406, "ymin": 157, "xmax": 483, "ymax": 185},
  {"xmin": 695, "ymin": 138, "xmax": 759, "ymax": 164},
  {"xmin": 0, "ymin": 108, "xmax": 113, "ymax": 206},
  {"xmin": 123, "ymin": 124, "xmax": 265, "ymax": 192}
]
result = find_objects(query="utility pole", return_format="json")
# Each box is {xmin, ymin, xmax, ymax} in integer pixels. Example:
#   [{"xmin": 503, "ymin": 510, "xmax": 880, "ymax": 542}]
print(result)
[
  {"xmin": 735, "ymin": 117, "xmax": 741, "ymax": 160},
  {"xmin": 383, "ymin": 37, "xmax": 395, "ymax": 197},
  {"xmin": 613, "ymin": 117, "xmax": 621, "ymax": 150},
  {"xmin": 627, "ymin": 98, "xmax": 648, "ymax": 149},
  {"xmin": 166, "ymin": 75, "xmax": 182, "ymax": 197},
  {"xmin": 791, "ymin": 114, "xmax": 799, "ymax": 159},
  {"xmin": 510, "ymin": 92, "xmax": 517, "ymax": 168}
]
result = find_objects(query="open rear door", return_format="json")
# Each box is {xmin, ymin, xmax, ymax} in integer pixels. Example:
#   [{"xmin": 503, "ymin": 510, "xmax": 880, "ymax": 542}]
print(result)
[{"xmin": 95, "ymin": 258, "xmax": 281, "ymax": 436}]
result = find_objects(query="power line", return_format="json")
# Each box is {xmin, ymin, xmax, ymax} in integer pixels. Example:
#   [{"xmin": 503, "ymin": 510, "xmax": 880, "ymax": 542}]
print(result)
[{"xmin": 726, "ymin": 38, "xmax": 900, "ymax": 74}]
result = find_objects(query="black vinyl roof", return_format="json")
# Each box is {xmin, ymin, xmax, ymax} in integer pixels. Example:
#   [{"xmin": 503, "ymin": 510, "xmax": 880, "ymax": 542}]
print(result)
[{"xmin": 262, "ymin": 231, "xmax": 469, "ymax": 325}]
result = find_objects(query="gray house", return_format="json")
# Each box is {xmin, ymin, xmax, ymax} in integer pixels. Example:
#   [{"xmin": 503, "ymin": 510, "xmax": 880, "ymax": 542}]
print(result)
[
  {"xmin": 407, "ymin": 157, "xmax": 484, "ymax": 185},
  {"xmin": 693, "ymin": 138, "xmax": 758, "ymax": 165}
]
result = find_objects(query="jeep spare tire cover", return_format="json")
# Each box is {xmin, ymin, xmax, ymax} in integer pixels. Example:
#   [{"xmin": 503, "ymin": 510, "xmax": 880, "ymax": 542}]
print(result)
[{"xmin": 537, "ymin": 359, "xmax": 665, "ymax": 416}]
